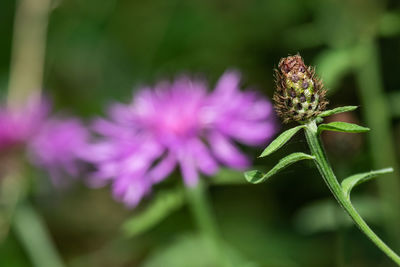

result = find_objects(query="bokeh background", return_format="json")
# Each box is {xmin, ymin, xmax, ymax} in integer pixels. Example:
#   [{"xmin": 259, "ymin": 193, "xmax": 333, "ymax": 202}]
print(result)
[{"xmin": 2, "ymin": 0, "xmax": 400, "ymax": 266}]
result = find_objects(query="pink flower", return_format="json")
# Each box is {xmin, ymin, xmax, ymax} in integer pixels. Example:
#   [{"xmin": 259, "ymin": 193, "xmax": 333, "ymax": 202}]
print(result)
[
  {"xmin": 0, "ymin": 98, "xmax": 90, "ymax": 183},
  {"xmin": 0, "ymin": 100, "xmax": 49, "ymax": 151},
  {"xmin": 27, "ymin": 118, "xmax": 90, "ymax": 185},
  {"xmin": 88, "ymin": 71, "xmax": 277, "ymax": 207}
]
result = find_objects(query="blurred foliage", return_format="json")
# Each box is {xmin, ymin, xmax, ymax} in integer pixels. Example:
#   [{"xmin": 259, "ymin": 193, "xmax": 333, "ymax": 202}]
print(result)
[
  {"xmin": 294, "ymin": 196, "xmax": 382, "ymax": 235},
  {"xmin": 2, "ymin": 0, "xmax": 400, "ymax": 266},
  {"xmin": 123, "ymin": 187, "xmax": 185, "ymax": 238}
]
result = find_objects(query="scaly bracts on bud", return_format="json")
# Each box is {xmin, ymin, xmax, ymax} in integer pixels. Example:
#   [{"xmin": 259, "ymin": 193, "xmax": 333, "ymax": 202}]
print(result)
[{"xmin": 273, "ymin": 54, "xmax": 328, "ymax": 123}]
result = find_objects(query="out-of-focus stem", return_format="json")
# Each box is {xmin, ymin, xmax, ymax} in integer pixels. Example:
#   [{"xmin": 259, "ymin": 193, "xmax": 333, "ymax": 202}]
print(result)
[
  {"xmin": 354, "ymin": 38, "xmax": 400, "ymax": 247},
  {"xmin": 185, "ymin": 180, "xmax": 228, "ymax": 266},
  {"xmin": 14, "ymin": 202, "xmax": 64, "ymax": 267},
  {"xmin": 8, "ymin": 0, "xmax": 52, "ymax": 107},
  {"xmin": 0, "ymin": 158, "xmax": 25, "ymax": 243},
  {"xmin": 185, "ymin": 180, "xmax": 219, "ymax": 239},
  {"xmin": 6, "ymin": 1, "xmax": 64, "ymax": 266}
]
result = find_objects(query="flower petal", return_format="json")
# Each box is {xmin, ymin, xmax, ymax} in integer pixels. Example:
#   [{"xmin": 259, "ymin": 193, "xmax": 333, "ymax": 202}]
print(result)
[
  {"xmin": 149, "ymin": 152, "xmax": 177, "ymax": 183},
  {"xmin": 190, "ymin": 138, "xmax": 219, "ymax": 176},
  {"xmin": 113, "ymin": 175, "xmax": 150, "ymax": 208},
  {"xmin": 214, "ymin": 70, "xmax": 241, "ymax": 96},
  {"xmin": 208, "ymin": 131, "xmax": 249, "ymax": 169},
  {"xmin": 178, "ymin": 152, "xmax": 199, "ymax": 187},
  {"xmin": 222, "ymin": 121, "xmax": 277, "ymax": 145}
]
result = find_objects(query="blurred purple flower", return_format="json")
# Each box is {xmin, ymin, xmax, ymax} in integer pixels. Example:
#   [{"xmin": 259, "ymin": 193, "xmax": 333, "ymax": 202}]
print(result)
[
  {"xmin": 0, "ymin": 98, "xmax": 90, "ymax": 183},
  {"xmin": 27, "ymin": 118, "xmax": 90, "ymax": 185},
  {"xmin": 89, "ymin": 71, "xmax": 277, "ymax": 207},
  {"xmin": 0, "ymin": 99, "xmax": 49, "ymax": 151}
]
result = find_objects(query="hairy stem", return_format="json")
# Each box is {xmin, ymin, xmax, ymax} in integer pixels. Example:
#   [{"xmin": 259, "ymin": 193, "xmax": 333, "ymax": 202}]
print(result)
[{"xmin": 304, "ymin": 120, "xmax": 400, "ymax": 265}]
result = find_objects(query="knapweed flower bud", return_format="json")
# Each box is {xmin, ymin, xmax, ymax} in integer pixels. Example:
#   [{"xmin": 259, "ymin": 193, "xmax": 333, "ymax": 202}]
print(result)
[{"xmin": 273, "ymin": 54, "xmax": 328, "ymax": 123}]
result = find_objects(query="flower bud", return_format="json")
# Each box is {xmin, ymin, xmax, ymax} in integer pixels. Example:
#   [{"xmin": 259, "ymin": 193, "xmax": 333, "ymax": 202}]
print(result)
[{"xmin": 273, "ymin": 54, "xmax": 328, "ymax": 123}]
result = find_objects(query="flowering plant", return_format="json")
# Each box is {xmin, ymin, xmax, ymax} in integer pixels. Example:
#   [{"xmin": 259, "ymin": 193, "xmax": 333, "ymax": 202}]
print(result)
[
  {"xmin": 245, "ymin": 55, "xmax": 400, "ymax": 265},
  {"xmin": 0, "ymin": 99, "xmax": 89, "ymax": 183},
  {"xmin": 88, "ymin": 71, "xmax": 277, "ymax": 207}
]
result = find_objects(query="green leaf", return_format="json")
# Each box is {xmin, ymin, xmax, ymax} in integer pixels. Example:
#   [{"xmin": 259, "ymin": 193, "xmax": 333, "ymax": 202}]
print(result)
[
  {"xmin": 245, "ymin": 152, "xmax": 315, "ymax": 184},
  {"xmin": 259, "ymin": 125, "xmax": 305, "ymax": 158},
  {"xmin": 341, "ymin": 168, "xmax": 393, "ymax": 199},
  {"xmin": 14, "ymin": 203, "xmax": 64, "ymax": 267},
  {"xmin": 318, "ymin": 106, "xmax": 358, "ymax": 118},
  {"xmin": 211, "ymin": 168, "xmax": 247, "ymax": 185},
  {"xmin": 122, "ymin": 187, "xmax": 184, "ymax": 237},
  {"xmin": 315, "ymin": 117, "xmax": 324, "ymax": 124},
  {"xmin": 318, "ymin": 122, "xmax": 370, "ymax": 134}
]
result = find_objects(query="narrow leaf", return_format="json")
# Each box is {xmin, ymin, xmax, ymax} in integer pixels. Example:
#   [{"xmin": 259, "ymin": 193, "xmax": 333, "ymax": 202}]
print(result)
[
  {"xmin": 245, "ymin": 152, "xmax": 315, "ymax": 184},
  {"xmin": 318, "ymin": 106, "xmax": 358, "ymax": 118},
  {"xmin": 318, "ymin": 122, "xmax": 370, "ymax": 134},
  {"xmin": 14, "ymin": 203, "xmax": 64, "ymax": 267},
  {"xmin": 122, "ymin": 188, "xmax": 184, "ymax": 237},
  {"xmin": 212, "ymin": 168, "xmax": 247, "ymax": 185},
  {"xmin": 341, "ymin": 168, "xmax": 393, "ymax": 199},
  {"xmin": 259, "ymin": 125, "xmax": 305, "ymax": 158}
]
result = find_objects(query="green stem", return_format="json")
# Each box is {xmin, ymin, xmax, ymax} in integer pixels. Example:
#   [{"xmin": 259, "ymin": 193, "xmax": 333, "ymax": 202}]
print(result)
[
  {"xmin": 0, "ymin": 161, "xmax": 25, "ymax": 243},
  {"xmin": 185, "ymin": 179, "xmax": 228, "ymax": 266},
  {"xmin": 7, "ymin": 1, "xmax": 63, "ymax": 266},
  {"xmin": 304, "ymin": 120, "xmax": 400, "ymax": 265},
  {"xmin": 13, "ymin": 202, "xmax": 64, "ymax": 267},
  {"xmin": 8, "ymin": 0, "xmax": 52, "ymax": 107}
]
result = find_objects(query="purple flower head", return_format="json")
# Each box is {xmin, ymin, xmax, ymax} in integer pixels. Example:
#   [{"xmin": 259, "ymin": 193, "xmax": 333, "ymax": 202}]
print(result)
[
  {"xmin": 0, "ymin": 99, "xmax": 49, "ymax": 151},
  {"xmin": 0, "ymin": 97, "xmax": 90, "ymax": 183},
  {"xmin": 27, "ymin": 118, "xmax": 90, "ymax": 185},
  {"xmin": 89, "ymin": 71, "xmax": 277, "ymax": 207}
]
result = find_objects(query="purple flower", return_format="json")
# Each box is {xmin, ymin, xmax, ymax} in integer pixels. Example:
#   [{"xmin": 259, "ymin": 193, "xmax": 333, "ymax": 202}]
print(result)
[
  {"xmin": 0, "ymin": 99, "xmax": 49, "ymax": 151},
  {"xmin": 89, "ymin": 71, "xmax": 277, "ymax": 207},
  {"xmin": 27, "ymin": 118, "xmax": 90, "ymax": 185},
  {"xmin": 0, "ymin": 98, "xmax": 90, "ymax": 183}
]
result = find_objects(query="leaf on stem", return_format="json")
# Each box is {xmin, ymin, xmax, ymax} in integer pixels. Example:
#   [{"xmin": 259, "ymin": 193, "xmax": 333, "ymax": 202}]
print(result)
[
  {"xmin": 211, "ymin": 168, "xmax": 247, "ymax": 185},
  {"xmin": 122, "ymin": 187, "xmax": 184, "ymax": 237},
  {"xmin": 14, "ymin": 203, "xmax": 64, "ymax": 267},
  {"xmin": 318, "ymin": 106, "xmax": 358, "ymax": 118},
  {"xmin": 245, "ymin": 152, "xmax": 315, "ymax": 184},
  {"xmin": 318, "ymin": 122, "xmax": 370, "ymax": 134},
  {"xmin": 259, "ymin": 125, "xmax": 305, "ymax": 158},
  {"xmin": 341, "ymin": 168, "xmax": 394, "ymax": 199}
]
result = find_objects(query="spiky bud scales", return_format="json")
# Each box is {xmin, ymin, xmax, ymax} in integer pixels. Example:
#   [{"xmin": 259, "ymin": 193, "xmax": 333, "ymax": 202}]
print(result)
[{"xmin": 273, "ymin": 55, "xmax": 328, "ymax": 123}]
